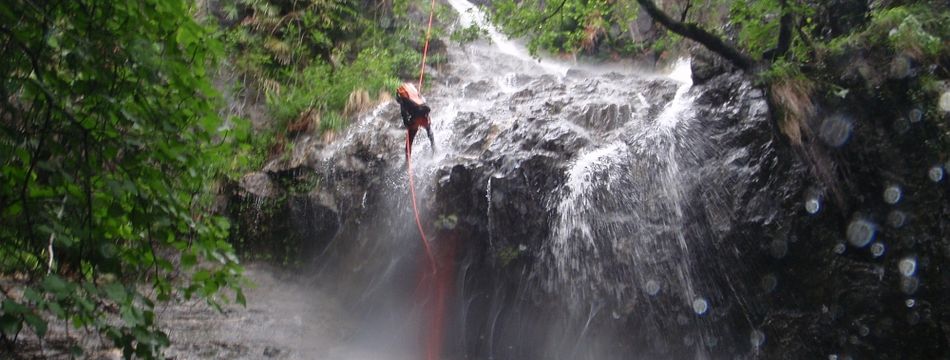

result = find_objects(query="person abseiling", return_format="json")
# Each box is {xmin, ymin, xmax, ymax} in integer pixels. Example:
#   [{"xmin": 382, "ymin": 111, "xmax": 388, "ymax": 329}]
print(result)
[{"xmin": 396, "ymin": 82, "xmax": 435, "ymax": 158}]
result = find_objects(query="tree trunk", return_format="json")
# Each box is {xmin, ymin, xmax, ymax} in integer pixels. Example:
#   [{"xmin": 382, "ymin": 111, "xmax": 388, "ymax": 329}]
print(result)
[{"xmin": 773, "ymin": 0, "xmax": 794, "ymax": 60}]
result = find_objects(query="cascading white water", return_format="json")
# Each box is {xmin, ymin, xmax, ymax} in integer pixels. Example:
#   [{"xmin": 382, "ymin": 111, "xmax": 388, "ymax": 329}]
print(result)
[
  {"xmin": 315, "ymin": 1, "xmax": 738, "ymax": 358},
  {"xmin": 546, "ymin": 59, "xmax": 707, "ymax": 310},
  {"xmin": 445, "ymin": 0, "xmax": 569, "ymax": 76}
]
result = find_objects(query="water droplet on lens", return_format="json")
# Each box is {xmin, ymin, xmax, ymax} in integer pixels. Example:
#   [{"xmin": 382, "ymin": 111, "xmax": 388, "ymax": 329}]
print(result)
[
  {"xmin": 901, "ymin": 276, "xmax": 919, "ymax": 295},
  {"xmin": 928, "ymin": 166, "xmax": 944, "ymax": 182},
  {"xmin": 750, "ymin": 330, "xmax": 765, "ymax": 348},
  {"xmin": 887, "ymin": 210, "xmax": 906, "ymax": 228},
  {"xmin": 908, "ymin": 108, "xmax": 923, "ymax": 123},
  {"xmin": 761, "ymin": 274, "xmax": 778, "ymax": 293},
  {"xmin": 834, "ymin": 243, "xmax": 847, "ymax": 254},
  {"xmin": 893, "ymin": 116, "xmax": 910, "ymax": 134},
  {"xmin": 859, "ymin": 325, "xmax": 870, "ymax": 336},
  {"xmin": 770, "ymin": 239, "xmax": 788, "ymax": 259},
  {"xmin": 847, "ymin": 219, "xmax": 876, "ymax": 248},
  {"xmin": 883, "ymin": 185, "xmax": 902, "ymax": 204},
  {"xmin": 899, "ymin": 257, "xmax": 917, "ymax": 277},
  {"xmin": 907, "ymin": 311, "xmax": 920, "ymax": 325},
  {"xmin": 644, "ymin": 280, "xmax": 660, "ymax": 296},
  {"xmin": 890, "ymin": 56, "xmax": 912, "ymax": 78},
  {"xmin": 940, "ymin": 92, "xmax": 950, "ymax": 112},
  {"xmin": 805, "ymin": 198, "xmax": 821, "ymax": 214},
  {"xmin": 870, "ymin": 242, "xmax": 885, "ymax": 257},
  {"xmin": 905, "ymin": 298, "xmax": 916, "ymax": 308},
  {"xmin": 819, "ymin": 115, "xmax": 854, "ymax": 147},
  {"xmin": 692, "ymin": 298, "xmax": 709, "ymax": 315},
  {"xmin": 906, "ymin": 235, "xmax": 921, "ymax": 248},
  {"xmin": 611, "ymin": 311, "xmax": 620, "ymax": 319}
]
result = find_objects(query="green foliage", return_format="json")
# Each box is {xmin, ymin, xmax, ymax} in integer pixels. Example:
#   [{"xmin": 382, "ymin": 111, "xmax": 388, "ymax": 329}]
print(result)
[
  {"xmin": 366, "ymin": 0, "xmax": 453, "ymax": 77},
  {"xmin": 650, "ymin": 33, "xmax": 683, "ymax": 55},
  {"xmin": 216, "ymin": 0, "xmax": 447, "ymax": 268},
  {"xmin": 451, "ymin": 23, "xmax": 490, "ymax": 45},
  {"xmin": 219, "ymin": 0, "xmax": 440, "ymax": 144},
  {"xmin": 321, "ymin": 112, "xmax": 347, "ymax": 133},
  {"xmin": 826, "ymin": 5, "xmax": 947, "ymax": 60},
  {"xmin": 331, "ymin": 49, "xmax": 397, "ymax": 113},
  {"xmin": 265, "ymin": 62, "xmax": 333, "ymax": 122},
  {"xmin": 263, "ymin": 46, "xmax": 397, "ymax": 124},
  {"xmin": 760, "ymin": 58, "xmax": 805, "ymax": 84},
  {"xmin": 497, "ymin": 245, "xmax": 523, "ymax": 267},
  {"xmin": 491, "ymin": 0, "xmax": 637, "ymax": 56},
  {"xmin": 434, "ymin": 214, "xmax": 459, "ymax": 230},
  {"xmin": 491, "ymin": 0, "xmax": 756, "ymax": 58},
  {"xmin": 729, "ymin": 0, "xmax": 783, "ymax": 56},
  {"xmin": 728, "ymin": 0, "xmax": 817, "ymax": 62},
  {"xmin": 0, "ymin": 0, "xmax": 245, "ymax": 357}
]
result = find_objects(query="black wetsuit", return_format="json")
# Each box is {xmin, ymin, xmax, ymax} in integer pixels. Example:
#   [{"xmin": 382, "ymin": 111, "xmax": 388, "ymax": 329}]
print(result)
[{"xmin": 397, "ymin": 94, "xmax": 435, "ymax": 157}]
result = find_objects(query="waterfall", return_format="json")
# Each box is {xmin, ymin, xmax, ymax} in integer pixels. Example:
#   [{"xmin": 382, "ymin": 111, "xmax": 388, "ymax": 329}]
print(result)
[
  {"xmin": 311, "ymin": 1, "xmax": 760, "ymax": 358},
  {"xmin": 445, "ymin": 0, "xmax": 569, "ymax": 76},
  {"xmin": 541, "ymin": 61, "xmax": 718, "ymax": 358}
]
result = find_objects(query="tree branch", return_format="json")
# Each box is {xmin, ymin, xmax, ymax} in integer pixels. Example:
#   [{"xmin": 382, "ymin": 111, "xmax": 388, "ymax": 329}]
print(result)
[
  {"xmin": 517, "ymin": 0, "xmax": 569, "ymax": 34},
  {"xmin": 679, "ymin": 0, "xmax": 692, "ymax": 23},
  {"xmin": 636, "ymin": 0, "xmax": 757, "ymax": 71}
]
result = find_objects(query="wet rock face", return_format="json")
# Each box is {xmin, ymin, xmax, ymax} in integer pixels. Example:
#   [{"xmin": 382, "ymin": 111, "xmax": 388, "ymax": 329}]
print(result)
[
  {"xmin": 430, "ymin": 64, "xmax": 947, "ymax": 359},
  {"xmin": 238, "ymin": 172, "xmax": 277, "ymax": 198},
  {"xmin": 753, "ymin": 56, "xmax": 950, "ymax": 358},
  {"xmin": 273, "ymin": 59, "xmax": 810, "ymax": 357},
  {"xmin": 690, "ymin": 46, "xmax": 736, "ymax": 85},
  {"xmin": 229, "ymin": 38, "xmax": 948, "ymax": 359},
  {"xmin": 446, "ymin": 68, "xmax": 798, "ymax": 358},
  {"xmin": 227, "ymin": 169, "xmax": 340, "ymax": 265}
]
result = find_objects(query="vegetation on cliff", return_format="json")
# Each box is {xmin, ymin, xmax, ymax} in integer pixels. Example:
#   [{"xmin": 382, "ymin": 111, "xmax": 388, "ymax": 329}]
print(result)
[
  {"xmin": 0, "ymin": 0, "xmax": 246, "ymax": 357},
  {"xmin": 489, "ymin": 0, "xmax": 949, "ymax": 179},
  {"xmin": 214, "ymin": 0, "xmax": 449, "ymax": 160},
  {"xmin": 0, "ymin": 0, "xmax": 444, "ymax": 357}
]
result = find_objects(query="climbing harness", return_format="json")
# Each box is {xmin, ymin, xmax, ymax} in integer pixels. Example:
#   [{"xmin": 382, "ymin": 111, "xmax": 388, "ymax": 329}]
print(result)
[{"xmin": 408, "ymin": 0, "xmax": 439, "ymax": 275}]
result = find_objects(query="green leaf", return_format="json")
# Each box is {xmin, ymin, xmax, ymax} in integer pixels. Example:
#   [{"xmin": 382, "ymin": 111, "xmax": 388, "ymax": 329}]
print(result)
[
  {"xmin": 0, "ymin": 314, "xmax": 21, "ymax": 336},
  {"xmin": 104, "ymin": 283, "xmax": 128, "ymax": 303},
  {"xmin": 235, "ymin": 288, "xmax": 247, "ymax": 307},
  {"xmin": 4, "ymin": 203, "xmax": 22, "ymax": 216},
  {"xmin": 193, "ymin": 270, "xmax": 211, "ymax": 282},
  {"xmin": 23, "ymin": 288, "xmax": 43, "ymax": 303},
  {"xmin": 120, "ymin": 307, "xmax": 140, "ymax": 327},
  {"xmin": 181, "ymin": 253, "xmax": 197, "ymax": 268},
  {"xmin": 42, "ymin": 275, "xmax": 70, "ymax": 296},
  {"xmin": 2, "ymin": 299, "xmax": 30, "ymax": 315},
  {"xmin": 47, "ymin": 302, "xmax": 66, "ymax": 318},
  {"xmin": 24, "ymin": 314, "xmax": 47, "ymax": 338}
]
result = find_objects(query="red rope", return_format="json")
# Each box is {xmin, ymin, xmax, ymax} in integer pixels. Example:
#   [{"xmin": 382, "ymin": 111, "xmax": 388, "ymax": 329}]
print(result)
[
  {"xmin": 408, "ymin": 0, "xmax": 439, "ymax": 275},
  {"xmin": 417, "ymin": 0, "xmax": 437, "ymax": 91},
  {"xmin": 408, "ymin": 1, "xmax": 444, "ymax": 358},
  {"xmin": 407, "ymin": 135, "xmax": 437, "ymax": 274}
]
